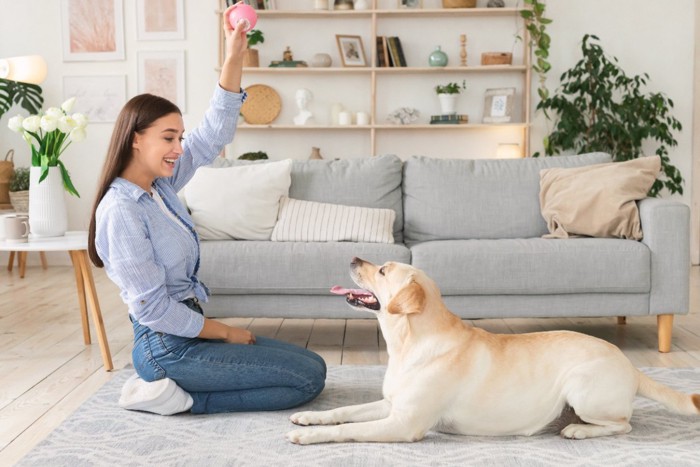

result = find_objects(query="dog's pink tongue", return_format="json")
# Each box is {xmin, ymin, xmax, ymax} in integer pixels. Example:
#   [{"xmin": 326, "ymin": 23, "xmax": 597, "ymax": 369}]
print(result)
[{"xmin": 330, "ymin": 286, "xmax": 372, "ymax": 297}]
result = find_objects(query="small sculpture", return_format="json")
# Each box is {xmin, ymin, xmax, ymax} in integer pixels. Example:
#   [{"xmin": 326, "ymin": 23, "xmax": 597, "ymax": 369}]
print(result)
[
  {"xmin": 294, "ymin": 88, "xmax": 315, "ymax": 125},
  {"xmin": 387, "ymin": 107, "xmax": 420, "ymax": 125},
  {"xmin": 283, "ymin": 47, "xmax": 293, "ymax": 61}
]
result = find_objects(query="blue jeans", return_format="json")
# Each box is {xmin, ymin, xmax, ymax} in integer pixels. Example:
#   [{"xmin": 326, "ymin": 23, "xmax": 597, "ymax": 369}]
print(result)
[{"xmin": 130, "ymin": 299, "xmax": 327, "ymax": 414}]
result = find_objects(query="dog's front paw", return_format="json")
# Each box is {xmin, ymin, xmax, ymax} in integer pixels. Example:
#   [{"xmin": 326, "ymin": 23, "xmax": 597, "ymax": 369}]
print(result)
[
  {"xmin": 290, "ymin": 410, "xmax": 332, "ymax": 426},
  {"xmin": 287, "ymin": 427, "xmax": 327, "ymax": 445}
]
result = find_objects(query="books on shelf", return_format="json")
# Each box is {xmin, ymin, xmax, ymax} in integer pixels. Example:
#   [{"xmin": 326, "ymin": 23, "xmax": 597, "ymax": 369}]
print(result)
[
  {"xmin": 430, "ymin": 114, "xmax": 469, "ymax": 124},
  {"xmin": 386, "ymin": 37, "xmax": 407, "ymax": 67},
  {"xmin": 376, "ymin": 36, "xmax": 406, "ymax": 67}
]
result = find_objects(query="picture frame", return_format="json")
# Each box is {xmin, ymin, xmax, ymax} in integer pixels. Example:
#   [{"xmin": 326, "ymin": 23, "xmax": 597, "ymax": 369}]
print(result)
[
  {"xmin": 483, "ymin": 87, "xmax": 515, "ymax": 123},
  {"xmin": 137, "ymin": 51, "xmax": 186, "ymax": 112},
  {"xmin": 136, "ymin": 0, "xmax": 185, "ymax": 41},
  {"xmin": 398, "ymin": 0, "xmax": 423, "ymax": 8},
  {"xmin": 336, "ymin": 35, "xmax": 367, "ymax": 67},
  {"xmin": 61, "ymin": 0, "xmax": 125, "ymax": 61},
  {"xmin": 62, "ymin": 75, "xmax": 126, "ymax": 123}
]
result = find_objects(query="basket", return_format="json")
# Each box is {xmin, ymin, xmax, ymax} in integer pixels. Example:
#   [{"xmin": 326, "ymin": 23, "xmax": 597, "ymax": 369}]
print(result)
[
  {"xmin": 9, "ymin": 190, "xmax": 29, "ymax": 214},
  {"xmin": 0, "ymin": 149, "xmax": 14, "ymax": 207},
  {"xmin": 442, "ymin": 0, "xmax": 477, "ymax": 8},
  {"xmin": 481, "ymin": 52, "xmax": 513, "ymax": 65}
]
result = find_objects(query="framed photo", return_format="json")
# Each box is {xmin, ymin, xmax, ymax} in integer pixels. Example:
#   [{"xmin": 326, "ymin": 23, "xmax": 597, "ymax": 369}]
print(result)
[
  {"xmin": 336, "ymin": 35, "xmax": 367, "ymax": 67},
  {"xmin": 61, "ymin": 0, "xmax": 125, "ymax": 61},
  {"xmin": 62, "ymin": 75, "xmax": 126, "ymax": 123},
  {"xmin": 398, "ymin": 0, "xmax": 422, "ymax": 8},
  {"xmin": 483, "ymin": 87, "xmax": 515, "ymax": 123},
  {"xmin": 137, "ymin": 51, "xmax": 186, "ymax": 112},
  {"xmin": 136, "ymin": 0, "xmax": 185, "ymax": 41}
]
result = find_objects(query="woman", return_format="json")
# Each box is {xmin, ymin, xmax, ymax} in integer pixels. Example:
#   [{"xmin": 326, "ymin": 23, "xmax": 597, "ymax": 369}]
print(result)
[{"xmin": 87, "ymin": 6, "xmax": 326, "ymax": 415}]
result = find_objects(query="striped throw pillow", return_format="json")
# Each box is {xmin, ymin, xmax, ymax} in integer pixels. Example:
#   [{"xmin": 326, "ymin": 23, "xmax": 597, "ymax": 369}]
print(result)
[{"xmin": 271, "ymin": 197, "xmax": 395, "ymax": 243}]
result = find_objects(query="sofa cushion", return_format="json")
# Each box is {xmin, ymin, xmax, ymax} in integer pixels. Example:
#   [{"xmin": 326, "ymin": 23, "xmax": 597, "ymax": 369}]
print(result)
[
  {"xmin": 271, "ymin": 197, "xmax": 396, "ymax": 243},
  {"xmin": 408, "ymin": 238, "xmax": 649, "ymax": 296},
  {"xmin": 212, "ymin": 155, "xmax": 404, "ymax": 242},
  {"xmin": 199, "ymin": 240, "xmax": 410, "ymax": 295},
  {"xmin": 402, "ymin": 153, "xmax": 612, "ymax": 241},
  {"xmin": 540, "ymin": 156, "xmax": 661, "ymax": 240},
  {"xmin": 184, "ymin": 159, "xmax": 292, "ymax": 240}
]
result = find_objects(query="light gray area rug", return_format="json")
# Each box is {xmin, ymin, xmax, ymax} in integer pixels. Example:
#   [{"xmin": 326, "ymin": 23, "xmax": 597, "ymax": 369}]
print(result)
[{"xmin": 19, "ymin": 366, "xmax": 700, "ymax": 467}]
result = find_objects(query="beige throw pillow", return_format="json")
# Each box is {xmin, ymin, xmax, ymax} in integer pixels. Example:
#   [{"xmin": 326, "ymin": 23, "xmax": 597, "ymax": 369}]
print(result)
[
  {"xmin": 184, "ymin": 159, "xmax": 292, "ymax": 240},
  {"xmin": 271, "ymin": 197, "xmax": 395, "ymax": 243},
  {"xmin": 539, "ymin": 156, "xmax": 661, "ymax": 240}
]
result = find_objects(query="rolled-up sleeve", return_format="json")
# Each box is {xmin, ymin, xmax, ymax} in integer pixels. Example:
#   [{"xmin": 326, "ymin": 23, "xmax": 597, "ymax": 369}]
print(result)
[{"xmin": 169, "ymin": 85, "xmax": 247, "ymax": 193}]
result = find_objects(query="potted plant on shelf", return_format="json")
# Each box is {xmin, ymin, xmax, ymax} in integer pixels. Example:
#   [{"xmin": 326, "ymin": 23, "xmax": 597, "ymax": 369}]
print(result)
[
  {"xmin": 244, "ymin": 29, "xmax": 264, "ymax": 67},
  {"xmin": 537, "ymin": 34, "xmax": 683, "ymax": 197},
  {"xmin": 435, "ymin": 80, "xmax": 466, "ymax": 115},
  {"xmin": 9, "ymin": 166, "xmax": 30, "ymax": 213}
]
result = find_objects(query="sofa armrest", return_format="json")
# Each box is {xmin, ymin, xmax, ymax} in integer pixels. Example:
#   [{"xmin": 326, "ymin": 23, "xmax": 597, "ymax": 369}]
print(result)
[{"xmin": 638, "ymin": 197, "xmax": 690, "ymax": 315}]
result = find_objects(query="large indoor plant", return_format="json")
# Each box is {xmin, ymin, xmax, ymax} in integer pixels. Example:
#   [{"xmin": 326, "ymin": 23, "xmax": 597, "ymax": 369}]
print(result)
[
  {"xmin": 0, "ymin": 78, "xmax": 43, "ymax": 120},
  {"xmin": 537, "ymin": 34, "xmax": 683, "ymax": 197}
]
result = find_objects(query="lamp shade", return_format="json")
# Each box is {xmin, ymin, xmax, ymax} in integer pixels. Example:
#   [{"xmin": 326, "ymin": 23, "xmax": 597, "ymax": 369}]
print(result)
[{"xmin": 0, "ymin": 55, "xmax": 47, "ymax": 84}]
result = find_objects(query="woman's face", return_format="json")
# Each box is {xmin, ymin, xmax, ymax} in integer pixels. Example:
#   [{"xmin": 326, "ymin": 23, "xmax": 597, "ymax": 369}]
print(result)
[{"xmin": 130, "ymin": 112, "xmax": 185, "ymax": 180}]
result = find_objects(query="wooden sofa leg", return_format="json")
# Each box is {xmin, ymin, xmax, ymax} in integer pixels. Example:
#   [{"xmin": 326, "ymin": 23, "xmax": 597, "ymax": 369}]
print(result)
[
  {"xmin": 617, "ymin": 316, "xmax": 626, "ymax": 325},
  {"xmin": 657, "ymin": 314, "xmax": 674, "ymax": 353}
]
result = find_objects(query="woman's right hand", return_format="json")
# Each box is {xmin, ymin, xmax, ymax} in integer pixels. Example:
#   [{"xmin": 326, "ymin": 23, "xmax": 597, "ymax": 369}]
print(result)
[{"xmin": 225, "ymin": 326, "xmax": 256, "ymax": 345}]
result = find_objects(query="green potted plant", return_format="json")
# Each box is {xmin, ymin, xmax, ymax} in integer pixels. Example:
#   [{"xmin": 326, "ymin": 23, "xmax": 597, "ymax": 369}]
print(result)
[
  {"xmin": 0, "ymin": 78, "xmax": 43, "ymax": 120},
  {"xmin": 244, "ymin": 29, "xmax": 264, "ymax": 67},
  {"xmin": 238, "ymin": 151, "xmax": 269, "ymax": 161},
  {"xmin": 435, "ymin": 80, "xmax": 466, "ymax": 115},
  {"xmin": 537, "ymin": 34, "xmax": 683, "ymax": 197},
  {"xmin": 9, "ymin": 166, "xmax": 29, "ymax": 213}
]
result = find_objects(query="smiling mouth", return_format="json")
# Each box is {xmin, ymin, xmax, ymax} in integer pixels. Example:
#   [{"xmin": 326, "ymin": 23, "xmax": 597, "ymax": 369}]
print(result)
[
  {"xmin": 164, "ymin": 158, "xmax": 177, "ymax": 166},
  {"xmin": 330, "ymin": 286, "xmax": 380, "ymax": 311}
]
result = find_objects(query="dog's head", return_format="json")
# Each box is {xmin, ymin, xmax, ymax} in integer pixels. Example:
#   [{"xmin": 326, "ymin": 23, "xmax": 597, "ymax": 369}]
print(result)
[{"xmin": 342, "ymin": 257, "xmax": 431, "ymax": 316}]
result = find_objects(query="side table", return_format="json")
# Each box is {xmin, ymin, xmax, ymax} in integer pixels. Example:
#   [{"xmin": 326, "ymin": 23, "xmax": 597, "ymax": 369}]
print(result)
[{"xmin": 0, "ymin": 231, "xmax": 113, "ymax": 371}]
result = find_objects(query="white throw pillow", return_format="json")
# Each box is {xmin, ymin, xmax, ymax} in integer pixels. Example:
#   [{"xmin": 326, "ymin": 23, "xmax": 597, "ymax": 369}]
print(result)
[
  {"xmin": 271, "ymin": 196, "xmax": 395, "ymax": 243},
  {"xmin": 184, "ymin": 159, "xmax": 292, "ymax": 240}
]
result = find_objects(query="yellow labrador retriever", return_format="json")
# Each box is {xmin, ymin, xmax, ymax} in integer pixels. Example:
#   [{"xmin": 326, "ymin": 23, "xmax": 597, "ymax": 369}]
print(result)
[{"xmin": 287, "ymin": 258, "xmax": 700, "ymax": 444}]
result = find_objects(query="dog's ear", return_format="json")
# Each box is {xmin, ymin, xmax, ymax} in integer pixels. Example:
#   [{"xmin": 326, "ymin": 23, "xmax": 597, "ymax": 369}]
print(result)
[{"xmin": 387, "ymin": 279, "xmax": 426, "ymax": 315}]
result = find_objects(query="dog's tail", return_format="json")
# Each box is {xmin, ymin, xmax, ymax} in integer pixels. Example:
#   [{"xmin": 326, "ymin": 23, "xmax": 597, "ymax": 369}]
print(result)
[{"xmin": 637, "ymin": 371, "xmax": 700, "ymax": 415}]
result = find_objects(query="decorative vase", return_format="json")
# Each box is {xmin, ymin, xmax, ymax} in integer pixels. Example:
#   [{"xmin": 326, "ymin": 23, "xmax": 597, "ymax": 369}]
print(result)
[
  {"xmin": 28, "ymin": 166, "xmax": 68, "ymax": 238},
  {"xmin": 309, "ymin": 147, "xmax": 323, "ymax": 160},
  {"xmin": 354, "ymin": 0, "xmax": 370, "ymax": 10},
  {"xmin": 438, "ymin": 94, "xmax": 458, "ymax": 115},
  {"xmin": 429, "ymin": 46, "xmax": 448, "ymax": 67}
]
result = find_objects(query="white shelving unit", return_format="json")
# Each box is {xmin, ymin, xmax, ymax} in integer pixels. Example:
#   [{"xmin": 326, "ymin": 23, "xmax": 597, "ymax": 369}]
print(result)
[{"xmin": 221, "ymin": 0, "xmax": 531, "ymax": 159}]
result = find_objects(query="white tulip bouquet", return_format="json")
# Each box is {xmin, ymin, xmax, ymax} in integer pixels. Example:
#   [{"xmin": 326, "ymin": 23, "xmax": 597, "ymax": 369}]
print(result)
[{"xmin": 7, "ymin": 97, "xmax": 87, "ymax": 197}]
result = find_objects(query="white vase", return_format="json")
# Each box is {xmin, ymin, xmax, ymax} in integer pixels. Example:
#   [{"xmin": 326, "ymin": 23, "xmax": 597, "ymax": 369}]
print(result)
[
  {"xmin": 28, "ymin": 166, "xmax": 68, "ymax": 238},
  {"xmin": 438, "ymin": 94, "xmax": 458, "ymax": 115}
]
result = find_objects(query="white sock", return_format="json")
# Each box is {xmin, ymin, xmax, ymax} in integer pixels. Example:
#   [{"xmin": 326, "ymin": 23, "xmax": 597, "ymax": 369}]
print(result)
[{"xmin": 119, "ymin": 374, "xmax": 193, "ymax": 415}]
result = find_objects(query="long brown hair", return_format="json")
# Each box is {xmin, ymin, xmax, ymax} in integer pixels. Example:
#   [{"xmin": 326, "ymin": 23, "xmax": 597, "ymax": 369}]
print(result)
[{"xmin": 88, "ymin": 94, "xmax": 181, "ymax": 267}]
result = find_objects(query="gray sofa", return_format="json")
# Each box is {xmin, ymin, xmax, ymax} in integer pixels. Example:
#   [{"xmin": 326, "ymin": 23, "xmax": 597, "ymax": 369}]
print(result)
[{"xmin": 197, "ymin": 153, "xmax": 690, "ymax": 352}]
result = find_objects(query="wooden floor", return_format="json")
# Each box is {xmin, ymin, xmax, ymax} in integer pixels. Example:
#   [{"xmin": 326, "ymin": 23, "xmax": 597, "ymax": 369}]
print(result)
[{"xmin": 1, "ymin": 265, "xmax": 699, "ymax": 464}]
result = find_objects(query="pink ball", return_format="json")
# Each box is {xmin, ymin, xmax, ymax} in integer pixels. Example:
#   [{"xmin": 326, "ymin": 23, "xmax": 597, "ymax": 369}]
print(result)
[{"xmin": 228, "ymin": 4, "xmax": 257, "ymax": 32}]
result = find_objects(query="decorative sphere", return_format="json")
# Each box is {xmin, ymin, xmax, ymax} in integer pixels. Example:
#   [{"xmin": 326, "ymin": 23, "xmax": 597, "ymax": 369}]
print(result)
[{"xmin": 228, "ymin": 4, "xmax": 258, "ymax": 32}]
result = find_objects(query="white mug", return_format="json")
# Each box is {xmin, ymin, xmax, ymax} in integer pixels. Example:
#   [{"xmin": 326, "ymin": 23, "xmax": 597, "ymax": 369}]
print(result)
[{"xmin": 4, "ymin": 214, "xmax": 29, "ymax": 243}]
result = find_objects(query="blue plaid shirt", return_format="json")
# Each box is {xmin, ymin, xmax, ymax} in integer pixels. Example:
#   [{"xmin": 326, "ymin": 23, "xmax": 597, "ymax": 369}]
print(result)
[{"xmin": 95, "ymin": 85, "xmax": 245, "ymax": 337}]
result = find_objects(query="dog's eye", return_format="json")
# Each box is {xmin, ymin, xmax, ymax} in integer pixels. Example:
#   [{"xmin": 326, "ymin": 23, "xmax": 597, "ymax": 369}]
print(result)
[{"xmin": 379, "ymin": 267, "xmax": 386, "ymax": 276}]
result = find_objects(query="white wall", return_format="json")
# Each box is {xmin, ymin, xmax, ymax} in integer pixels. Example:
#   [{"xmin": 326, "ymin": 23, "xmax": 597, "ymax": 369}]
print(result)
[{"xmin": 0, "ymin": 0, "xmax": 695, "ymax": 265}]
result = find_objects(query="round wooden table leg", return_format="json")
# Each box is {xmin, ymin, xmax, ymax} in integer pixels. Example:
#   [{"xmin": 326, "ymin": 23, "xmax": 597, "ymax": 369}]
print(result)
[
  {"xmin": 69, "ymin": 250, "xmax": 91, "ymax": 345},
  {"xmin": 76, "ymin": 250, "xmax": 113, "ymax": 371}
]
